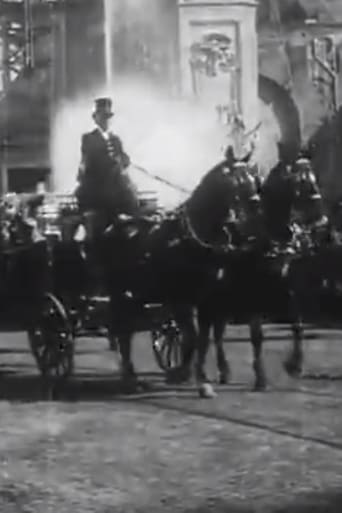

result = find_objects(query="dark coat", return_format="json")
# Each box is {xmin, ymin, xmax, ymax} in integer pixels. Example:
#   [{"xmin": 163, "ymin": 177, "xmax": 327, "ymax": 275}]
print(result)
[{"xmin": 75, "ymin": 128, "xmax": 138, "ymax": 215}]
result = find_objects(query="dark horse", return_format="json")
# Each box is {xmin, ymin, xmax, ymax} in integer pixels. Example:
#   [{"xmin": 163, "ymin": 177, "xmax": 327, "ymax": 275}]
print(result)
[
  {"xmin": 100, "ymin": 159, "xmax": 240, "ymax": 392},
  {"xmin": 195, "ymin": 156, "xmax": 325, "ymax": 391}
]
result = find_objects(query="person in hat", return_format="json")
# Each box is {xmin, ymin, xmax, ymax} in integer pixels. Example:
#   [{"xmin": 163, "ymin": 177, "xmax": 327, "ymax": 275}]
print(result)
[
  {"xmin": 74, "ymin": 97, "xmax": 140, "ymax": 295},
  {"xmin": 75, "ymin": 97, "xmax": 139, "ymax": 234}
]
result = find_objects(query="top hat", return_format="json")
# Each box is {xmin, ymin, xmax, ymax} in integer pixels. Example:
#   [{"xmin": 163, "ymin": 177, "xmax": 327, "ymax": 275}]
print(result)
[{"xmin": 93, "ymin": 97, "xmax": 114, "ymax": 118}]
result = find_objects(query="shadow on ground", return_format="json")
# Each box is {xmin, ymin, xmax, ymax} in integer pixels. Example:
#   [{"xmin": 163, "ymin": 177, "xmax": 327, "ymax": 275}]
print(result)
[
  {"xmin": 123, "ymin": 492, "xmax": 342, "ymax": 513},
  {"xmin": 1, "ymin": 367, "xmax": 342, "ymax": 403},
  {"xmin": 0, "ymin": 484, "xmax": 341, "ymax": 513},
  {"xmin": 0, "ymin": 371, "xmax": 201, "ymax": 402}
]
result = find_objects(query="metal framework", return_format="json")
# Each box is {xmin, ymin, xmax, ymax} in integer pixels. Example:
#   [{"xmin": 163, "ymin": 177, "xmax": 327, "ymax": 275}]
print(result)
[
  {"xmin": 0, "ymin": 0, "xmax": 61, "ymax": 193},
  {"xmin": 1, "ymin": 0, "xmax": 33, "ymax": 91}
]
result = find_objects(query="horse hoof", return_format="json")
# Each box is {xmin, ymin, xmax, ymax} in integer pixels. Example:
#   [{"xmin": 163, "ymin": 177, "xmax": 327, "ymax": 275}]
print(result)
[
  {"xmin": 136, "ymin": 380, "xmax": 152, "ymax": 393},
  {"xmin": 120, "ymin": 382, "xmax": 138, "ymax": 394},
  {"xmin": 253, "ymin": 379, "xmax": 268, "ymax": 392},
  {"xmin": 198, "ymin": 383, "xmax": 217, "ymax": 399},
  {"xmin": 166, "ymin": 367, "xmax": 191, "ymax": 385},
  {"xmin": 109, "ymin": 341, "xmax": 118, "ymax": 352},
  {"xmin": 123, "ymin": 382, "xmax": 150, "ymax": 394},
  {"xmin": 218, "ymin": 372, "xmax": 231, "ymax": 385},
  {"xmin": 196, "ymin": 373, "xmax": 210, "ymax": 385},
  {"xmin": 120, "ymin": 373, "xmax": 140, "ymax": 393},
  {"xmin": 283, "ymin": 360, "xmax": 303, "ymax": 379}
]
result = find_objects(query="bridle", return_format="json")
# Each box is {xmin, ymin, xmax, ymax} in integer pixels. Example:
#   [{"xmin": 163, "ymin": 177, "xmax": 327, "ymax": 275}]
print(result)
[{"xmin": 179, "ymin": 204, "xmax": 232, "ymax": 252}]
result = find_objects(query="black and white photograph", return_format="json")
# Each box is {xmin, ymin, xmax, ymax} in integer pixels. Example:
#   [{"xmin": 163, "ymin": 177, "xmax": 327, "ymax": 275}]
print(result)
[{"xmin": 0, "ymin": 0, "xmax": 342, "ymax": 511}]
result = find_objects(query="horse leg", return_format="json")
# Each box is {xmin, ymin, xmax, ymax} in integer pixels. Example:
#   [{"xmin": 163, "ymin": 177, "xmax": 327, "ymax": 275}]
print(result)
[
  {"xmin": 108, "ymin": 293, "xmax": 141, "ymax": 389},
  {"xmin": 250, "ymin": 315, "xmax": 267, "ymax": 391},
  {"xmin": 195, "ymin": 307, "xmax": 217, "ymax": 398},
  {"xmin": 117, "ymin": 332, "xmax": 136, "ymax": 380},
  {"xmin": 196, "ymin": 310, "xmax": 212, "ymax": 384},
  {"xmin": 107, "ymin": 313, "xmax": 119, "ymax": 352},
  {"xmin": 107, "ymin": 297, "xmax": 121, "ymax": 353},
  {"xmin": 284, "ymin": 293, "xmax": 304, "ymax": 378},
  {"xmin": 213, "ymin": 316, "xmax": 231, "ymax": 384}
]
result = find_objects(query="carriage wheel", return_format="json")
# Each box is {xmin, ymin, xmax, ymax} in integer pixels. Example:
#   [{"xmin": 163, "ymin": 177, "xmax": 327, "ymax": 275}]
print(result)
[
  {"xmin": 28, "ymin": 293, "xmax": 75, "ymax": 379},
  {"xmin": 151, "ymin": 320, "xmax": 183, "ymax": 371}
]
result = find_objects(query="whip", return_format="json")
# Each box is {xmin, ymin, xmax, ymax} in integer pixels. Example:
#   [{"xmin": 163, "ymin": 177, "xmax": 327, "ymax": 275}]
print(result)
[
  {"xmin": 244, "ymin": 121, "xmax": 262, "ymax": 140},
  {"xmin": 131, "ymin": 163, "xmax": 191, "ymax": 195}
]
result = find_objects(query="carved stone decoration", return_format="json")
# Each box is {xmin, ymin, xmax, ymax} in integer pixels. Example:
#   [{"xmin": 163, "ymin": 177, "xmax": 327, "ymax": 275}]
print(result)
[
  {"xmin": 178, "ymin": 0, "xmax": 258, "ymax": 131},
  {"xmin": 189, "ymin": 33, "xmax": 236, "ymax": 77},
  {"xmin": 186, "ymin": 27, "xmax": 239, "ymax": 127}
]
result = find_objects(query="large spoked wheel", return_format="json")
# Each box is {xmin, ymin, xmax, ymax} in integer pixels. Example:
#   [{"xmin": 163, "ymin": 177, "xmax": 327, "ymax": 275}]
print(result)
[
  {"xmin": 152, "ymin": 319, "xmax": 183, "ymax": 372},
  {"xmin": 28, "ymin": 293, "xmax": 75, "ymax": 380}
]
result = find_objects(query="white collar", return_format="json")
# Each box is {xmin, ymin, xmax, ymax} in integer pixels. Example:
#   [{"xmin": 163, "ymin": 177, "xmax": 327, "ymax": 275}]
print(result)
[{"xmin": 96, "ymin": 125, "xmax": 111, "ymax": 141}]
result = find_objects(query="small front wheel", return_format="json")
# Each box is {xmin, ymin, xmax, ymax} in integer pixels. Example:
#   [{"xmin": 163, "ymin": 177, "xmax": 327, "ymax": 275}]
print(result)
[{"xmin": 28, "ymin": 293, "xmax": 75, "ymax": 379}]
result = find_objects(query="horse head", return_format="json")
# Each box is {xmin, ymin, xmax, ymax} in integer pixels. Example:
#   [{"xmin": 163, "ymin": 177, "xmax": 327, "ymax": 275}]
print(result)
[
  {"xmin": 261, "ymin": 155, "xmax": 320, "ymax": 224},
  {"xmin": 261, "ymin": 154, "xmax": 326, "ymax": 255},
  {"xmin": 291, "ymin": 157, "xmax": 324, "ymax": 223},
  {"xmin": 184, "ymin": 157, "xmax": 252, "ymax": 249},
  {"xmin": 230, "ymin": 161, "xmax": 261, "ymax": 217}
]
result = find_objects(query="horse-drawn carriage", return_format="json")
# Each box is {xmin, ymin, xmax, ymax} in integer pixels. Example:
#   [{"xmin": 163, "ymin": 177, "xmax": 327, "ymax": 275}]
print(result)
[
  {"xmin": 0, "ymin": 191, "xmax": 181, "ymax": 389},
  {"xmin": 1, "ymin": 149, "xmax": 337, "ymax": 397}
]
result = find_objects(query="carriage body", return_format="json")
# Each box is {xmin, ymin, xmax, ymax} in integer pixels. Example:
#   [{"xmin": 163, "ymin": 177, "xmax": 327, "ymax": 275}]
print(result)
[
  {"xmin": 0, "ymin": 239, "xmax": 49, "ymax": 331},
  {"xmin": 0, "ymin": 194, "xmax": 182, "ymax": 378},
  {"xmin": 0, "ymin": 193, "xmax": 51, "ymax": 329}
]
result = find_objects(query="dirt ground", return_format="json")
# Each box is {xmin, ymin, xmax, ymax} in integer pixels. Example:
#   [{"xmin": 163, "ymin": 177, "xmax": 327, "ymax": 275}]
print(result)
[{"xmin": 0, "ymin": 325, "xmax": 341, "ymax": 513}]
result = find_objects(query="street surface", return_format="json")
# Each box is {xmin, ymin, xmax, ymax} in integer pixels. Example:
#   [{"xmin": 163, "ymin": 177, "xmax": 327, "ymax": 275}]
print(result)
[{"xmin": 0, "ymin": 325, "xmax": 341, "ymax": 512}]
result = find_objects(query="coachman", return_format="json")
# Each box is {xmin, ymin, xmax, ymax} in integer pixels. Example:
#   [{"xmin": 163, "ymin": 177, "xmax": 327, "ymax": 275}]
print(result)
[{"xmin": 75, "ymin": 97, "xmax": 139, "ymax": 237}]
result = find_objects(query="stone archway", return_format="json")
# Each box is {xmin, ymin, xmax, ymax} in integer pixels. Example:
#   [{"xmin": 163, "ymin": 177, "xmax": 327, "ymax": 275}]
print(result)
[{"xmin": 258, "ymin": 74, "xmax": 302, "ymax": 160}]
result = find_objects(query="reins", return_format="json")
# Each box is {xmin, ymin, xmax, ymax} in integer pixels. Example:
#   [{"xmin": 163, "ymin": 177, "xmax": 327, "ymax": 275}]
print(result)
[{"xmin": 132, "ymin": 164, "xmax": 191, "ymax": 196}]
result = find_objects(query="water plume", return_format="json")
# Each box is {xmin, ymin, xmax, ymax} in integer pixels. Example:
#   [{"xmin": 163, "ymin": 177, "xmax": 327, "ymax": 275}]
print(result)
[
  {"xmin": 254, "ymin": 99, "xmax": 282, "ymax": 177},
  {"xmin": 51, "ymin": 74, "xmax": 281, "ymax": 208},
  {"xmin": 51, "ymin": 78, "xmax": 228, "ymax": 208}
]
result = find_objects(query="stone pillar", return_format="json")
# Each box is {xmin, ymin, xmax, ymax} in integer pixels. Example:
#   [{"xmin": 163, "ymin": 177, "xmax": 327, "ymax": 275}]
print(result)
[{"xmin": 178, "ymin": 0, "xmax": 258, "ymax": 131}]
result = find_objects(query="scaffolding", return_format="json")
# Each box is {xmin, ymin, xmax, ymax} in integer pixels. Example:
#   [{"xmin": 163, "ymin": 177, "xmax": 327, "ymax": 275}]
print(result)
[{"xmin": 0, "ymin": 0, "xmax": 60, "ymax": 193}]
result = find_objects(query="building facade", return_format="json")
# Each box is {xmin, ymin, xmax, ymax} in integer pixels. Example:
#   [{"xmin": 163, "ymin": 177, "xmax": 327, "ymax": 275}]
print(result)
[{"xmin": 1, "ymin": 0, "xmax": 342, "ymax": 195}]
